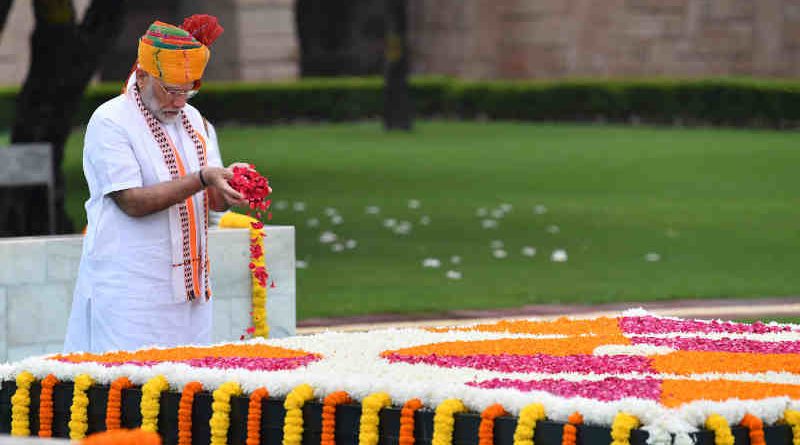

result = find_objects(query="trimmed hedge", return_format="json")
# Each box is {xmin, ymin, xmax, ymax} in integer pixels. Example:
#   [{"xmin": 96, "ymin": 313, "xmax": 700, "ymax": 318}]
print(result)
[{"xmin": 2, "ymin": 76, "xmax": 800, "ymax": 130}]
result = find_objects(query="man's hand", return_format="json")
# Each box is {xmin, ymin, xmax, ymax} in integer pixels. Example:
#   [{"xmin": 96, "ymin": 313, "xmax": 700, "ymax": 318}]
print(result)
[{"xmin": 201, "ymin": 166, "xmax": 248, "ymax": 208}]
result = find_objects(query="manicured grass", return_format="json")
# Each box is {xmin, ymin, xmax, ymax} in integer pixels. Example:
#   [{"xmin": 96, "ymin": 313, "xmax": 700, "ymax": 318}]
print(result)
[{"xmin": 62, "ymin": 121, "xmax": 800, "ymax": 320}]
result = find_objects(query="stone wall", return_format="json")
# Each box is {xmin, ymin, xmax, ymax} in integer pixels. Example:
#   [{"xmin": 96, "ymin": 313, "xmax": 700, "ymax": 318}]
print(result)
[
  {"xmin": 0, "ymin": 226, "xmax": 295, "ymax": 363},
  {"xmin": 409, "ymin": 0, "xmax": 800, "ymax": 79}
]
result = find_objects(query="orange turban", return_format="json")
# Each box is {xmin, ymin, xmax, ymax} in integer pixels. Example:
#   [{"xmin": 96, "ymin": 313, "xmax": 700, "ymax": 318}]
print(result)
[{"xmin": 137, "ymin": 16, "xmax": 223, "ymax": 85}]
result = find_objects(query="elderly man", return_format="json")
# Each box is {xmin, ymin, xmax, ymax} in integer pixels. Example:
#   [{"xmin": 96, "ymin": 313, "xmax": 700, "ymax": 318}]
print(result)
[{"xmin": 64, "ymin": 16, "xmax": 248, "ymax": 353}]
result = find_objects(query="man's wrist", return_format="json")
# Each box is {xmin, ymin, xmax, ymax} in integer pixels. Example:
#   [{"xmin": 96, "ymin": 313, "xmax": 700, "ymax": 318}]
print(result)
[{"xmin": 198, "ymin": 168, "xmax": 208, "ymax": 188}]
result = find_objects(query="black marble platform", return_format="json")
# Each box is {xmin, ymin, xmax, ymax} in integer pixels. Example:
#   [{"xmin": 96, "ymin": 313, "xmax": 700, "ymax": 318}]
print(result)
[{"xmin": 0, "ymin": 381, "xmax": 792, "ymax": 445}]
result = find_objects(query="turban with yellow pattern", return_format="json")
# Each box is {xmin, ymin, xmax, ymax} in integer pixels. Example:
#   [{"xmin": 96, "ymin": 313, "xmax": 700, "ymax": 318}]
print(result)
[{"xmin": 137, "ymin": 15, "xmax": 223, "ymax": 85}]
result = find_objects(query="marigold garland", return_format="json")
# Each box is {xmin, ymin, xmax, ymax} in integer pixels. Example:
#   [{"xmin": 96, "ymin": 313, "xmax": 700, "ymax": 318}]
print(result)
[
  {"xmin": 479, "ymin": 404, "xmax": 508, "ymax": 445},
  {"xmin": 82, "ymin": 428, "xmax": 162, "ymax": 445},
  {"xmin": 562, "ymin": 412, "xmax": 583, "ymax": 445},
  {"xmin": 740, "ymin": 413, "xmax": 765, "ymax": 445},
  {"xmin": 106, "ymin": 377, "xmax": 134, "ymax": 431},
  {"xmin": 399, "ymin": 399, "xmax": 424, "ymax": 445},
  {"xmin": 705, "ymin": 414, "xmax": 735, "ymax": 445},
  {"xmin": 249, "ymin": 223, "xmax": 268, "ymax": 338},
  {"xmin": 512, "ymin": 403, "xmax": 546, "ymax": 445},
  {"xmin": 38, "ymin": 374, "xmax": 58, "ymax": 438},
  {"xmin": 282, "ymin": 384, "xmax": 315, "ymax": 445},
  {"xmin": 10, "ymin": 371, "xmax": 35, "ymax": 436},
  {"xmin": 177, "ymin": 381, "xmax": 204, "ymax": 445},
  {"xmin": 782, "ymin": 410, "xmax": 800, "ymax": 445},
  {"xmin": 219, "ymin": 211, "xmax": 269, "ymax": 339},
  {"xmin": 322, "ymin": 391, "xmax": 352, "ymax": 445},
  {"xmin": 247, "ymin": 387, "xmax": 269, "ymax": 445},
  {"xmin": 140, "ymin": 375, "xmax": 170, "ymax": 433},
  {"xmin": 610, "ymin": 412, "xmax": 640, "ymax": 445},
  {"xmin": 432, "ymin": 399, "xmax": 467, "ymax": 445},
  {"xmin": 359, "ymin": 392, "xmax": 392, "ymax": 445},
  {"xmin": 210, "ymin": 381, "xmax": 243, "ymax": 445},
  {"xmin": 69, "ymin": 374, "xmax": 95, "ymax": 440}
]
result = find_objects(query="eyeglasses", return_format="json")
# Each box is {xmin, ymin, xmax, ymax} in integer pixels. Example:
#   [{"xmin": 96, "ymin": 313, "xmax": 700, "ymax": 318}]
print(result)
[{"xmin": 155, "ymin": 80, "xmax": 199, "ymax": 100}]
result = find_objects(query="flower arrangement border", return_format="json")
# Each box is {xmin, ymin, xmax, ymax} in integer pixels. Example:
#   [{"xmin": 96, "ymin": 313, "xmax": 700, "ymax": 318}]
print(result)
[{"xmin": 0, "ymin": 380, "xmax": 792, "ymax": 445}]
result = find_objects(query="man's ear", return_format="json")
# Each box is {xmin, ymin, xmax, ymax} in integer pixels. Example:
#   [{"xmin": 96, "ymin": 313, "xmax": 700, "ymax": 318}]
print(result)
[{"xmin": 135, "ymin": 67, "xmax": 147, "ymax": 78}]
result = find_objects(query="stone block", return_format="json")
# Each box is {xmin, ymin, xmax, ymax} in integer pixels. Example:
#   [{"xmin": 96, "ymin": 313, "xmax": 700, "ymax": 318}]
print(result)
[
  {"xmin": 208, "ymin": 229, "xmax": 250, "ymax": 300},
  {"xmin": 7, "ymin": 283, "xmax": 71, "ymax": 344},
  {"xmin": 626, "ymin": 0, "xmax": 687, "ymax": 14},
  {"xmin": 238, "ymin": 5, "xmax": 294, "ymax": 35},
  {"xmin": 45, "ymin": 236, "xmax": 83, "ymax": 281},
  {"xmin": 241, "ymin": 64, "xmax": 298, "ymax": 81},
  {"xmin": 0, "ymin": 288, "xmax": 6, "ymax": 359},
  {"xmin": 708, "ymin": 0, "xmax": 754, "ymax": 20},
  {"xmin": 262, "ymin": 226, "xmax": 295, "ymax": 337},
  {"xmin": 6, "ymin": 343, "xmax": 47, "ymax": 363},
  {"xmin": 240, "ymin": 35, "xmax": 299, "ymax": 63},
  {"xmin": 0, "ymin": 238, "xmax": 47, "ymax": 285}
]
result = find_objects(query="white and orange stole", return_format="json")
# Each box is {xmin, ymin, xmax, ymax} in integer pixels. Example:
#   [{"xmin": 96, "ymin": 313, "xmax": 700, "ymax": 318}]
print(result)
[{"xmin": 129, "ymin": 84, "xmax": 212, "ymax": 302}]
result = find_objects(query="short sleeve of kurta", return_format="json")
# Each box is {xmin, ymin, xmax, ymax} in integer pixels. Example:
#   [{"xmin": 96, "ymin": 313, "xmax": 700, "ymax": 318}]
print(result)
[{"xmin": 85, "ymin": 116, "xmax": 143, "ymax": 196}]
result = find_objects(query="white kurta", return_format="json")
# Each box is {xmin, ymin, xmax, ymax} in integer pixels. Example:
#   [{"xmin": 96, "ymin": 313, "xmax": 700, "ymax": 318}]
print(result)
[{"xmin": 63, "ymin": 92, "xmax": 224, "ymax": 354}]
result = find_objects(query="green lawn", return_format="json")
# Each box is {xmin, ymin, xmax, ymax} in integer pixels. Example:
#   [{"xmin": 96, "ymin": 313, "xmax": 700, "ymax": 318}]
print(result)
[{"xmin": 61, "ymin": 121, "xmax": 800, "ymax": 320}]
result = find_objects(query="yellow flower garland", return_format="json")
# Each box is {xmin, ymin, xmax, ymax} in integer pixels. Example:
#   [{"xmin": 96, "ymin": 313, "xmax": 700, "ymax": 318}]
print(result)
[
  {"xmin": 432, "ymin": 399, "xmax": 467, "ymax": 445},
  {"xmin": 10, "ymin": 371, "xmax": 36, "ymax": 436},
  {"xmin": 610, "ymin": 412, "xmax": 640, "ymax": 445},
  {"xmin": 705, "ymin": 414, "xmax": 734, "ymax": 445},
  {"xmin": 210, "ymin": 381, "xmax": 244, "ymax": 445},
  {"xmin": 783, "ymin": 410, "xmax": 800, "ymax": 445},
  {"xmin": 358, "ymin": 392, "xmax": 393, "ymax": 445},
  {"xmin": 282, "ymin": 384, "xmax": 315, "ymax": 445},
  {"xmin": 219, "ymin": 211, "xmax": 269, "ymax": 338},
  {"xmin": 513, "ymin": 403, "xmax": 546, "ymax": 445},
  {"xmin": 68, "ymin": 373, "xmax": 95, "ymax": 440},
  {"xmin": 141, "ymin": 375, "xmax": 170, "ymax": 433}
]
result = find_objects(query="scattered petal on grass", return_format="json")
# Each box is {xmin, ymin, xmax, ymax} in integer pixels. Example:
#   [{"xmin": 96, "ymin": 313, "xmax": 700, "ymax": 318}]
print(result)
[
  {"xmin": 500, "ymin": 203, "xmax": 513, "ymax": 212},
  {"xmin": 476, "ymin": 207, "xmax": 488, "ymax": 217},
  {"xmin": 345, "ymin": 239, "xmax": 358, "ymax": 249},
  {"xmin": 551, "ymin": 249, "xmax": 568, "ymax": 262},
  {"xmin": 547, "ymin": 225, "xmax": 560, "ymax": 234},
  {"xmin": 450, "ymin": 255, "xmax": 461, "ymax": 264},
  {"xmin": 408, "ymin": 199, "xmax": 421, "ymax": 209},
  {"xmin": 331, "ymin": 243, "xmax": 344, "ymax": 252},
  {"xmin": 490, "ymin": 240, "xmax": 504, "ymax": 249},
  {"xmin": 446, "ymin": 270, "xmax": 462, "ymax": 280},
  {"xmin": 324, "ymin": 207, "xmax": 338, "ymax": 216},
  {"xmin": 306, "ymin": 218, "xmax": 320, "ymax": 228},
  {"xmin": 423, "ymin": 258, "xmax": 441, "ymax": 268},
  {"xmin": 366, "ymin": 206, "xmax": 381, "ymax": 215},
  {"xmin": 493, "ymin": 249, "xmax": 508, "ymax": 259},
  {"xmin": 394, "ymin": 221, "xmax": 412, "ymax": 235},
  {"xmin": 419, "ymin": 215, "xmax": 431, "ymax": 225},
  {"xmin": 491, "ymin": 208, "xmax": 505, "ymax": 219},
  {"xmin": 274, "ymin": 200, "xmax": 288, "ymax": 210},
  {"xmin": 383, "ymin": 218, "xmax": 397, "ymax": 228},
  {"xmin": 296, "ymin": 260, "xmax": 308, "ymax": 269},
  {"xmin": 293, "ymin": 202, "xmax": 306, "ymax": 212},
  {"xmin": 319, "ymin": 231, "xmax": 337, "ymax": 244},
  {"xmin": 645, "ymin": 252, "xmax": 661, "ymax": 262},
  {"xmin": 522, "ymin": 246, "xmax": 537, "ymax": 257},
  {"xmin": 534, "ymin": 204, "xmax": 548, "ymax": 215},
  {"xmin": 481, "ymin": 219, "xmax": 498, "ymax": 229},
  {"xmin": 331, "ymin": 215, "xmax": 344, "ymax": 225}
]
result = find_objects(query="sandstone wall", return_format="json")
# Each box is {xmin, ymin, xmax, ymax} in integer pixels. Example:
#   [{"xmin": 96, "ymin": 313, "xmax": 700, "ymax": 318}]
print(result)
[{"xmin": 409, "ymin": 0, "xmax": 800, "ymax": 79}]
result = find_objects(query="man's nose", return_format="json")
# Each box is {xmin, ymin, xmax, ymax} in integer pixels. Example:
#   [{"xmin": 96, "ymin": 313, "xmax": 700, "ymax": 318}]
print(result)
[{"xmin": 171, "ymin": 94, "xmax": 188, "ymax": 107}]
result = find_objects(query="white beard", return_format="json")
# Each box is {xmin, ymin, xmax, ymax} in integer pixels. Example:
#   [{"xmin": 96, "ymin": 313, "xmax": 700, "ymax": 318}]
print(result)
[{"xmin": 140, "ymin": 83, "xmax": 181, "ymax": 124}]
